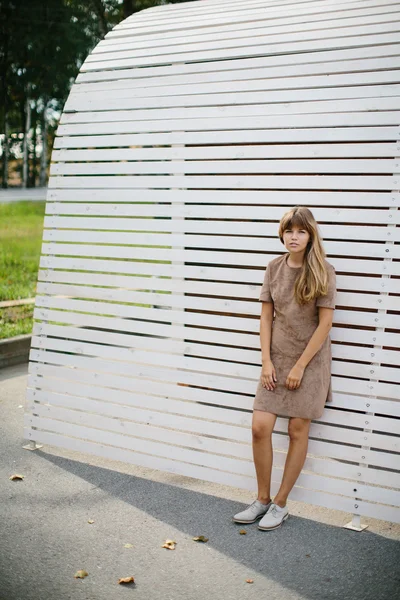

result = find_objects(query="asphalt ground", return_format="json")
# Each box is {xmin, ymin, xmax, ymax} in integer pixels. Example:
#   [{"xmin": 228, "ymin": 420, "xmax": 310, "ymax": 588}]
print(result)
[{"xmin": 1, "ymin": 363, "xmax": 399, "ymax": 600}]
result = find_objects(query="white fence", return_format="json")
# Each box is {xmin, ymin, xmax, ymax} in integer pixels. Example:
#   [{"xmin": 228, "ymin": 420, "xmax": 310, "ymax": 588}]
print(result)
[{"xmin": 25, "ymin": 0, "xmax": 400, "ymax": 525}]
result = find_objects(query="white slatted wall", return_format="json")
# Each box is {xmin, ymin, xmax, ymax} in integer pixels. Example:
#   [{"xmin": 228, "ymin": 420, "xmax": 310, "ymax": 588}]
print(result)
[{"xmin": 25, "ymin": 0, "xmax": 400, "ymax": 524}]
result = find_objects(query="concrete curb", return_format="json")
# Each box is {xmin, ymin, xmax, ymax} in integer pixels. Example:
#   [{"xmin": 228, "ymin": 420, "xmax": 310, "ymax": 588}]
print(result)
[{"xmin": 0, "ymin": 334, "xmax": 31, "ymax": 368}]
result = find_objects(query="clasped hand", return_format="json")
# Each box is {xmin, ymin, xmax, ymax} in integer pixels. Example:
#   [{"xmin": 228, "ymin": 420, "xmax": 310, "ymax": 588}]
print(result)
[
  {"xmin": 261, "ymin": 361, "xmax": 304, "ymax": 391},
  {"xmin": 285, "ymin": 364, "xmax": 304, "ymax": 390}
]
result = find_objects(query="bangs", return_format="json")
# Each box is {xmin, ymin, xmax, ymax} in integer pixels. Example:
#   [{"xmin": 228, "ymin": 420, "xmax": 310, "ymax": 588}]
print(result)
[{"xmin": 280, "ymin": 211, "xmax": 311, "ymax": 233}]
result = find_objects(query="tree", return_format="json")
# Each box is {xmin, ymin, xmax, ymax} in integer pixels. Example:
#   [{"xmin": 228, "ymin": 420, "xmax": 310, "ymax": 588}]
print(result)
[
  {"xmin": 0, "ymin": 0, "xmax": 197, "ymax": 187},
  {"xmin": 0, "ymin": 0, "xmax": 93, "ymax": 187}
]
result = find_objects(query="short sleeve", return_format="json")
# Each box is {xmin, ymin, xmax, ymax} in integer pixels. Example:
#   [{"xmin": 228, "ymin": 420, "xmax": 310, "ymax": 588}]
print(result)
[
  {"xmin": 316, "ymin": 265, "xmax": 336, "ymax": 309},
  {"xmin": 259, "ymin": 263, "xmax": 273, "ymax": 302}
]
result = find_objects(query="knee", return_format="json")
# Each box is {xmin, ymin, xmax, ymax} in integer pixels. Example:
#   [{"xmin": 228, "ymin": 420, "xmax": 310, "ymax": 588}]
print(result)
[
  {"xmin": 288, "ymin": 419, "xmax": 310, "ymax": 441},
  {"xmin": 252, "ymin": 422, "xmax": 272, "ymax": 442}
]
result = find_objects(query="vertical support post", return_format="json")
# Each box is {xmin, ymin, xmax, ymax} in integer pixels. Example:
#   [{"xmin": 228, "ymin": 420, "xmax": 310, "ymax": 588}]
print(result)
[
  {"xmin": 173, "ymin": 134, "xmax": 186, "ymax": 366},
  {"xmin": 172, "ymin": 63, "xmax": 186, "ymax": 385},
  {"xmin": 343, "ymin": 165, "xmax": 398, "ymax": 530},
  {"xmin": 23, "ymin": 439, "xmax": 43, "ymax": 451},
  {"xmin": 23, "ymin": 177, "xmax": 55, "ymax": 451}
]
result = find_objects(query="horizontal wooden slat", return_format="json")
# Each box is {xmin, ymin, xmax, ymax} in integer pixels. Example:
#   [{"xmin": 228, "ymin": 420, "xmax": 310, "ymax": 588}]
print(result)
[
  {"xmin": 43, "ymin": 216, "xmax": 400, "ymax": 242},
  {"xmin": 76, "ymin": 43, "xmax": 400, "ymax": 84},
  {"xmin": 37, "ymin": 263, "xmax": 400, "ymax": 293},
  {"xmin": 43, "ymin": 202, "xmax": 400, "ymax": 222},
  {"xmin": 27, "ymin": 370, "xmax": 400, "ymax": 437},
  {"xmin": 38, "ymin": 259, "xmax": 393, "ymax": 291},
  {"xmin": 29, "ymin": 402, "xmax": 251, "ymax": 457},
  {"xmin": 90, "ymin": 19, "xmax": 400, "ymax": 68},
  {"xmin": 94, "ymin": 9, "xmax": 400, "ymax": 55},
  {"xmin": 50, "ymin": 158, "xmax": 399, "ymax": 176},
  {"xmin": 52, "ymin": 127, "xmax": 400, "ymax": 149},
  {"xmin": 111, "ymin": 21, "xmax": 399, "ymax": 47},
  {"xmin": 113, "ymin": 0, "xmax": 377, "ymax": 24},
  {"xmin": 110, "ymin": 0, "xmax": 385, "ymax": 31},
  {"xmin": 114, "ymin": 6, "xmax": 399, "ymax": 34},
  {"xmin": 45, "ymin": 190, "xmax": 400, "ymax": 211},
  {"xmin": 23, "ymin": 408, "xmax": 399, "ymax": 486},
  {"xmin": 84, "ymin": 55, "xmax": 398, "ymax": 92},
  {"xmin": 43, "ymin": 217, "xmax": 400, "ymax": 249},
  {"xmin": 40, "ymin": 235, "xmax": 400, "ymax": 261},
  {"xmin": 92, "ymin": 17, "xmax": 400, "ymax": 52},
  {"xmin": 41, "ymin": 219, "xmax": 399, "ymax": 243},
  {"xmin": 64, "ymin": 82, "xmax": 400, "ymax": 111},
  {"xmin": 48, "ymin": 175, "xmax": 398, "ymax": 194},
  {"xmin": 40, "ymin": 226, "xmax": 400, "ymax": 256},
  {"xmin": 27, "ymin": 362, "xmax": 400, "ymax": 421},
  {"xmin": 31, "ymin": 321, "xmax": 400, "ymax": 369},
  {"xmin": 33, "ymin": 307, "xmax": 400, "ymax": 352},
  {"xmin": 68, "ymin": 84, "xmax": 400, "ymax": 109},
  {"xmin": 30, "ymin": 331, "xmax": 400, "ymax": 392},
  {"xmin": 34, "ymin": 288, "xmax": 399, "ymax": 331},
  {"xmin": 81, "ymin": 32, "xmax": 400, "ymax": 71},
  {"xmin": 50, "ymin": 144, "xmax": 400, "ymax": 163},
  {"xmin": 29, "ymin": 346, "xmax": 400, "ymax": 402},
  {"xmin": 30, "ymin": 332, "xmax": 400, "ymax": 389},
  {"xmin": 57, "ymin": 112, "xmax": 400, "ymax": 136},
  {"xmin": 122, "ymin": 0, "xmax": 367, "ymax": 19},
  {"xmin": 35, "ymin": 278, "xmax": 399, "ymax": 312}
]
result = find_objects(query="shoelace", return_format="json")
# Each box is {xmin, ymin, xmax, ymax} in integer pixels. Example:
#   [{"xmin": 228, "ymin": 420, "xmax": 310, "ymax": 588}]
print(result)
[
  {"xmin": 249, "ymin": 501, "xmax": 265, "ymax": 513},
  {"xmin": 250, "ymin": 501, "xmax": 260, "ymax": 512},
  {"xmin": 271, "ymin": 505, "xmax": 279, "ymax": 518}
]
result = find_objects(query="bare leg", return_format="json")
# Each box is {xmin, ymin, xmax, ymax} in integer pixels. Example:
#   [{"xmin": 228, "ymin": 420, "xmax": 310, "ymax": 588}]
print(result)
[
  {"xmin": 252, "ymin": 409, "xmax": 277, "ymax": 504},
  {"xmin": 274, "ymin": 416, "xmax": 311, "ymax": 507}
]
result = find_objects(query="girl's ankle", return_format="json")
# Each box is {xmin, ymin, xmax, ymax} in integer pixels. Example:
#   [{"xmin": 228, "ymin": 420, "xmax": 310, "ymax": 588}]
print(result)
[
  {"xmin": 273, "ymin": 498, "xmax": 287, "ymax": 508},
  {"xmin": 257, "ymin": 497, "xmax": 271, "ymax": 505}
]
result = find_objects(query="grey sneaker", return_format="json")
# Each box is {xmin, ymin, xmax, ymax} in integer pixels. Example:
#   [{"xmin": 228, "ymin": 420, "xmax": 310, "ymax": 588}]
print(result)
[
  {"xmin": 233, "ymin": 500, "xmax": 272, "ymax": 523},
  {"xmin": 258, "ymin": 502, "xmax": 289, "ymax": 530}
]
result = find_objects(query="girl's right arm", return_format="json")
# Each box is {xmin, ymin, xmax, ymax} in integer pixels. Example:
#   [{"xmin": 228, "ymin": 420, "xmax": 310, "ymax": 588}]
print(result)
[{"xmin": 260, "ymin": 302, "xmax": 277, "ymax": 390}]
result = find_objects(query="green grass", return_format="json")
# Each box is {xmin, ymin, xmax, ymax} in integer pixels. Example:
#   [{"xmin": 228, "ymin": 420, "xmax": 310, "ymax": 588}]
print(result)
[
  {"xmin": 0, "ymin": 201, "xmax": 45, "ymax": 339},
  {"xmin": 0, "ymin": 201, "xmax": 171, "ymax": 339},
  {"xmin": 0, "ymin": 201, "xmax": 45, "ymax": 300},
  {"xmin": 0, "ymin": 304, "xmax": 35, "ymax": 339}
]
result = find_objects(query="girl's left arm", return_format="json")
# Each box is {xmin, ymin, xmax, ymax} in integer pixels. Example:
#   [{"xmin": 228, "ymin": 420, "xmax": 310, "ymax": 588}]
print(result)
[{"xmin": 286, "ymin": 307, "xmax": 334, "ymax": 390}]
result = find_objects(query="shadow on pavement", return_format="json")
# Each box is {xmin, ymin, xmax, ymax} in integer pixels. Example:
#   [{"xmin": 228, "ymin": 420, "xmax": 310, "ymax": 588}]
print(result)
[{"xmin": 31, "ymin": 452, "xmax": 400, "ymax": 600}]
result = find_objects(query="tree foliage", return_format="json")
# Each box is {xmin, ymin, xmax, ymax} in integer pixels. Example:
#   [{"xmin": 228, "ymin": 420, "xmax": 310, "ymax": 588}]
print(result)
[{"xmin": 0, "ymin": 0, "xmax": 195, "ymax": 187}]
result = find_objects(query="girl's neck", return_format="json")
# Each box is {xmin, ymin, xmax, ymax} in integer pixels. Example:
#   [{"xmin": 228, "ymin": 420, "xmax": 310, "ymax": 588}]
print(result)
[{"xmin": 287, "ymin": 251, "xmax": 305, "ymax": 268}]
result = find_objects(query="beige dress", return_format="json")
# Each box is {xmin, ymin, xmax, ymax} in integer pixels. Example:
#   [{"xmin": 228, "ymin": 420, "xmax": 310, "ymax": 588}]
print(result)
[{"xmin": 253, "ymin": 253, "xmax": 337, "ymax": 420}]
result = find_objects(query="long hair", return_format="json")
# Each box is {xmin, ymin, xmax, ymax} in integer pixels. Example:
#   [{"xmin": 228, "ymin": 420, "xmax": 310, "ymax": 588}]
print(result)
[{"xmin": 278, "ymin": 206, "xmax": 329, "ymax": 304}]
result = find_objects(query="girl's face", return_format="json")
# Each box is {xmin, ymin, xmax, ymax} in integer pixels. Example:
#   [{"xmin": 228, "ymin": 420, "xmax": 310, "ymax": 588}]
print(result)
[{"xmin": 282, "ymin": 226, "xmax": 311, "ymax": 254}]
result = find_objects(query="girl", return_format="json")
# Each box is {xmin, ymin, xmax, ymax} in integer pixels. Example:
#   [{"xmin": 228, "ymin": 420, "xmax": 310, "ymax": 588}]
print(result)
[{"xmin": 233, "ymin": 206, "xmax": 336, "ymax": 530}]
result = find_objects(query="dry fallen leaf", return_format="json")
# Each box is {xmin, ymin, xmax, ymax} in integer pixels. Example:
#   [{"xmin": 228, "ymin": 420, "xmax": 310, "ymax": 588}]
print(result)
[
  {"xmin": 9, "ymin": 474, "xmax": 25, "ymax": 481},
  {"xmin": 239, "ymin": 529, "xmax": 247, "ymax": 535},
  {"xmin": 87, "ymin": 520, "xmax": 94, "ymax": 524},
  {"xmin": 124, "ymin": 543, "xmax": 133, "ymax": 549},
  {"xmin": 306, "ymin": 554, "xmax": 311, "ymax": 558},
  {"xmin": 192, "ymin": 536, "xmax": 209, "ymax": 543},
  {"xmin": 118, "ymin": 576, "xmax": 135, "ymax": 585},
  {"xmin": 246, "ymin": 579, "xmax": 254, "ymax": 584},
  {"xmin": 74, "ymin": 570, "xmax": 88, "ymax": 579},
  {"xmin": 162, "ymin": 539, "xmax": 177, "ymax": 550}
]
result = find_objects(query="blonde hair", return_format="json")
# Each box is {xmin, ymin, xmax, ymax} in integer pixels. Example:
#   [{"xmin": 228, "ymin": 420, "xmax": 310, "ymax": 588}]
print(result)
[{"xmin": 278, "ymin": 206, "xmax": 329, "ymax": 304}]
